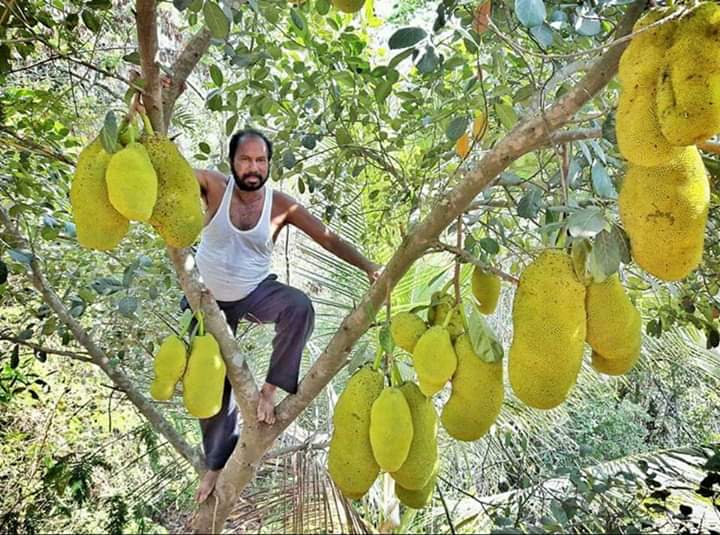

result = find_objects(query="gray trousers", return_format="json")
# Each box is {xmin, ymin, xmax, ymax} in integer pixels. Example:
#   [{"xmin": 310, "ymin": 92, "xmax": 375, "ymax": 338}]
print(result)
[{"xmin": 181, "ymin": 274, "xmax": 315, "ymax": 470}]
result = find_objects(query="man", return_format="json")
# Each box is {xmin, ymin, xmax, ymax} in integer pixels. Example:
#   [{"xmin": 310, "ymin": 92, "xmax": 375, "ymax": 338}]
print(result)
[{"xmin": 189, "ymin": 129, "xmax": 382, "ymax": 502}]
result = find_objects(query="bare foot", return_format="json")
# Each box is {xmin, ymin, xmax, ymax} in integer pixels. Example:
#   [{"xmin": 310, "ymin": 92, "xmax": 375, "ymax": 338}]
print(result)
[
  {"xmin": 257, "ymin": 383, "xmax": 277, "ymax": 424},
  {"xmin": 195, "ymin": 469, "xmax": 220, "ymax": 503}
]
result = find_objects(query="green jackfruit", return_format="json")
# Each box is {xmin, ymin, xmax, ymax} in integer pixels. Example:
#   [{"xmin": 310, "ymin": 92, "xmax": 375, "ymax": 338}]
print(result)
[
  {"xmin": 142, "ymin": 134, "xmax": 204, "ymax": 248},
  {"xmin": 618, "ymin": 147, "xmax": 710, "ymax": 281},
  {"xmin": 427, "ymin": 292, "xmax": 464, "ymax": 338},
  {"xmin": 657, "ymin": 3, "xmax": 720, "ymax": 146},
  {"xmin": 616, "ymin": 7, "xmax": 683, "ymax": 166},
  {"xmin": 390, "ymin": 382, "xmax": 438, "ymax": 491},
  {"xmin": 69, "ymin": 138, "xmax": 129, "ymax": 250},
  {"xmin": 105, "ymin": 142, "xmax": 158, "ymax": 221},
  {"xmin": 369, "ymin": 387, "xmax": 414, "ymax": 472},
  {"xmin": 412, "ymin": 326, "xmax": 457, "ymax": 397},
  {"xmin": 509, "ymin": 251, "xmax": 586, "ymax": 410},
  {"xmin": 591, "ymin": 350, "xmax": 639, "ymax": 376},
  {"xmin": 390, "ymin": 312, "xmax": 427, "ymax": 353},
  {"xmin": 150, "ymin": 335, "xmax": 187, "ymax": 401},
  {"xmin": 182, "ymin": 332, "xmax": 225, "ymax": 418},
  {"xmin": 328, "ymin": 366, "xmax": 384, "ymax": 499},
  {"xmin": 331, "ymin": 0, "xmax": 365, "ymax": 13},
  {"xmin": 396, "ymin": 460, "xmax": 438, "ymax": 509},
  {"xmin": 471, "ymin": 267, "xmax": 501, "ymax": 314},
  {"xmin": 586, "ymin": 275, "xmax": 641, "ymax": 374},
  {"xmin": 441, "ymin": 334, "xmax": 503, "ymax": 441}
]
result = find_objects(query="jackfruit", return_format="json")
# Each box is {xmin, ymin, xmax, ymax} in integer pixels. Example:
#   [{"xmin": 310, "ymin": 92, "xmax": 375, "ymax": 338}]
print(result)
[
  {"xmin": 508, "ymin": 251, "xmax": 586, "ymax": 410},
  {"xmin": 395, "ymin": 460, "xmax": 438, "ymax": 509},
  {"xmin": 142, "ymin": 134, "xmax": 204, "ymax": 248},
  {"xmin": 471, "ymin": 267, "xmax": 501, "ymax": 314},
  {"xmin": 618, "ymin": 147, "xmax": 710, "ymax": 281},
  {"xmin": 150, "ymin": 335, "xmax": 187, "ymax": 401},
  {"xmin": 427, "ymin": 292, "xmax": 464, "ymax": 338},
  {"xmin": 369, "ymin": 387, "xmax": 414, "ymax": 472},
  {"xmin": 69, "ymin": 137, "xmax": 129, "ymax": 250},
  {"xmin": 591, "ymin": 350, "xmax": 639, "ymax": 376},
  {"xmin": 182, "ymin": 332, "xmax": 225, "ymax": 418},
  {"xmin": 390, "ymin": 312, "xmax": 427, "ymax": 353},
  {"xmin": 585, "ymin": 275, "xmax": 641, "ymax": 373},
  {"xmin": 391, "ymin": 382, "xmax": 438, "ymax": 490},
  {"xmin": 331, "ymin": 0, "xmax": 364, "ymax": 13},
  {"xmin": 328, "ymin": 366, "xmax": 384, "ymax": 499},
  {"xmin": 656, "ymin": 3, "xmax": 720, "ymax": 146},
  {"xmin": 616, "ymin": 6, "xmax": 684, "ymax": 166},
  {"xmin": 412, "ymin": 326, "xmax": 457, "ymax": 397},
  {"xmin": 455, "ymin": 133, "xmax": 470, "ymax": 158},
  {"xmin": 441, "ymin": 334, "xmax": 503, "ymax": 441},
  {"xmin": 105, "ymin": 142, "xmax": 158, "ymax": 221}
]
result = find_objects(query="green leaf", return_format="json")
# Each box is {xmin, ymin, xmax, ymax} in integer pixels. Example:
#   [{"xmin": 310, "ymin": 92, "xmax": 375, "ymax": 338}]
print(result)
[
  {"xmin": 282, "ymin": 150, "xmax": 296, "ymax": 169},
  {"xmin": 207, "ymin": 93, "xmax": 223, "ymax": 111},
  {"xmin": 446, "ymin": 116, "xmax": 468, "ymax": 142},
  {"xmin": 173, "ymin": 0, "xmax": 194, "ymax": 10},
  {"xmin": 588, "ymin": 230, "xmax": 620, "ymax": 281},
  {"xmin": 591, "ymin": 161, "xmax": 617, "ymax": 199},
  {"xmin": 91, "ymin": 277, "xmax": 124, "ymax": 295},
  {"xmin": 530, "ymin": 23, "xmax": 553, "ymax": 47},
  {"xmin": 199, "ymin": 142, "xmax": 211, "ymax": 154},
  {"xmin": 118, "ymin": 296, "xmax": 138, "ymax": 317},
  {"xmin": 81, "ymin": 9, "xmax": 102, "ymax": 32},
  {"xmin": 574, "ymin": 6, "xmax": 601, "ymax": 36},
  {"xmin": 515, "ymin": 0, "xmax": 546, "ymax": 28},
  {"xmin": 388, "ymin": 27, "xmax": 427, "ymax": 49},
  {"xmin": 290, "ymin": 8, "xmax": 307, "ymax": 32},
  {"xmin": 416, "ymin": 47, "xmax": 439, "ymax": 74},
  {"xmin": 517, "ymin": 188, "xmax": 543, "ymax": 219},
  {"xmin": 379, "ymin": 323, "xmax": 395, "ymax": 355},
  {"xmin": 209, "ymin": 64, "xmax": 223, "ymax": 86},
  {"xmin": 566, "ymin": 207, "xmax": 607, "ymax": 238},
  {"xmin": 602, "ymin": 110, "xmax": 617, "ymax": 144},
  {"xmin": 388, "ymin": 48, "xmax": 415, "ymax": 69},
  {"xmin": 100, "ymin": 111, "xmax": 118, "ymax": 154},
  {"xmin": 9, "ymin": 249, "xmax": 33, "ymax": 265},
  {"xmin": 611, "ymin": 225, "xmax": 631, "ymax": 264},
  {"xmin": 122, "ymin": 51, "xmax": 141, "ymax": 65},
  {"xmin": 494, "ymin": 102, "xmax": 518, "ymax": 130},
  {"xmin": 335, "ymin": 128, "xmax": 352, "ymax": 146},
  {"xmin": 0, "ymin": 260, "xmax": 7, "ymax": 284},
  {"xmin": 225, "ymin": 114, "xmax": 238, "ymax": 136},
  {"xmin": 480, "ymin": 237, "xmax": 500, "ymax": 255},
  {"xmin": 86, "ymin": 0, "xmax": 112, "ymax": 7},
  {"xmin": 203, "ymin": 1, "xmax": 230, "ymax": 40},
  {"xmin": 178, "ymin": 309, "xmax": 193, "ymax": 336},
  {"xmin": 316, "ymin": 0, "xmax": 330, "ymax": 15},
  {"xmin": 571, "ymin": 238, "xmax": 592, "ymax": 284},
  {"xmin": 466, "ymin": 303, "xmax": 504, "ymax": 363},
  {"xmin": 10, "ymin": 345, "xmax": 19, "ymax": 369},
  {"xmin": 301, "ymin": 134, "xmax": 317, "ymax": 150}
]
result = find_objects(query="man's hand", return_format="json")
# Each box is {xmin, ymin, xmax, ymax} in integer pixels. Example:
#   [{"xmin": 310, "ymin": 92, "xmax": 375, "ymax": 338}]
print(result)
[{"xmin": 366, "ymin": 262, "xmax": 383, "ymax": 285}]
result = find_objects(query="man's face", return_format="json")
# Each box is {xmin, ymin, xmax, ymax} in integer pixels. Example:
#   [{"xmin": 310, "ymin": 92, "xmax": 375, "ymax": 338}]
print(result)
[{"xmin": 231, "ymin": 136, "xmax": 270, "ymax": 192}]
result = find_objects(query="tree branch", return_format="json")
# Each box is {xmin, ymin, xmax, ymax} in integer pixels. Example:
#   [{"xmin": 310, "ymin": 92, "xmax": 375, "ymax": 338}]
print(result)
[
  {"xmin": 548, "ymin": 127, "xmax": 602, "ymax": 145},
  {"xmin": 0, "ymin": 126, "xmax": 73, "ymax": 164},
  {"xmin": 699, "ymin": 140, "xmax": 720, "ymax": 155},
  {"xmin": 0, "ymin": 334, "xmax": 94, "ymax": 363},
  {"xmin": 0, "ymin": 206, "xmax": 204, "ymax": 474},
  {"xmin": 430, "ymin": 242, "xmax": 519, "ymax": 284},
  {"xmin": 136, "ymin": 0, "xmax": 163, "ymax": 132}
]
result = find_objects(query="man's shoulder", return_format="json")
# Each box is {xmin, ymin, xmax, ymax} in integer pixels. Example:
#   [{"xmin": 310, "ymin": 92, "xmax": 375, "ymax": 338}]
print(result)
[{"xmin": 196, "ymin": 168, "xmax": 228, "ymax": 185}]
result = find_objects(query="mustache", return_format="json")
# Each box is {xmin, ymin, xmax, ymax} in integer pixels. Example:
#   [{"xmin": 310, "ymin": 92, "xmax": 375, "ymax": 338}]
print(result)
[{"xmin": 240, "ymin": 173, "xmax": 263, "ymax": 181}]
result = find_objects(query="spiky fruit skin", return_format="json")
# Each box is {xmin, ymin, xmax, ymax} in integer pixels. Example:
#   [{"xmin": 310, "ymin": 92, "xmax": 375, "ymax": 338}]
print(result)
[
  {"xmin": 412, "ymin": 326, "xmax": 457, "ymax": 397},
  {"xmin": 70, "ymin": 138, "xmax": 129, "ymax": 250},
  {"xmin": 328, "ymin": 366, "xmax": 384, "ymax": 499},
  {"xmin": 142, "ymin": 134, "xmax": 204, "ymax": 247},
  {"xmin": 616, "ymin": 7, "xmax": 683, "ymax": 166},
  {"xmin": 390, "ymin": 382, "xmax": 438, "ymax": 491},
  {"xmin": 150, "ymin": 335, "xmax": 187, "ymax": 401},
  {"xmin": 182, "ymin": 333, "xmax": 225, "ymax": 418},
  {"xmin": 396, "ymin": 460, "xmax": 438, "ymax": 509},
  {"xmin": 657, "ymin": 3, "xmax": 720, "ymax": 146},
  {"xmin": 586, "ymin": 275, "xmax": 641, "ymax": 376},
  {"xmin": 369, "ymin": 387, "xmax": 414, "ymax": 472},
  {"xmin": 331, "ymin": 0, "xmax": 364, "ymax": 13},
  {"xmin": 105, "ymin": 142, "xmax": 158, "ymax": 221},
  {"xmin": 471, "ymin": 267, "xmax": 501, "ymax": 314},
  {"xmin": 509, "ymin": 251, "xmax": 586, "ymax": 410},
  {"xmin": 390, "ymin": 312, "xmax": 427, "ymax": 353},
  {"xmin": 591, "ymin": 351, "xmax": 639, "ymax": 376},
  {"xmin": 441, "ymin": 334, "xmax": 503, "ymax": 441},
  {"xmin": 427, "ymin": 292, "xmax": 464, "ymax": 338},
  {"xmin": 618, "ymin": 147, "xmax": 710, "ymax": 281}
]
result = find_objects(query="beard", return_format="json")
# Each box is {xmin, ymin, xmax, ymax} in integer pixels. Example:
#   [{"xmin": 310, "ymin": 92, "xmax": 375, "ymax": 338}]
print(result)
[{"xmin": 232, "ymin": 169, "xmax": 269, "ymax": 192}]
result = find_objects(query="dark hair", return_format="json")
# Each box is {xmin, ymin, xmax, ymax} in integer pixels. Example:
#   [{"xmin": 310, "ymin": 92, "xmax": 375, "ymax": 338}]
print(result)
[{"xmin": 228, "ymin": 129, "xmax": 273, "ymax": 164}]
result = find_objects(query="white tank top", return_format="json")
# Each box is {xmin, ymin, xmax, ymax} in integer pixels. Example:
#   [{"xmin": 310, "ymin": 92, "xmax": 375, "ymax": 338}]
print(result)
[{"xmin": 195, "ymin": 178, "xmax": 274, "ymax": 301}]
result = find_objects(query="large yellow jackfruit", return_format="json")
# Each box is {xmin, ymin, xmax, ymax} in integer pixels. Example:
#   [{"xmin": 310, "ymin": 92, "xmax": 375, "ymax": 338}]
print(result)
[
  {"xmin": 390, "ymin": 382, "xmax": 438, "ymax": 491},
  {"xmin": 105, "ymin": 142, "xmax": 158, "ymax": 221},
  {"xmin": 616, "ymin": 7, "xmax": 684, "ymax": 166},
  {"xmin": 390, "ymin": 312, "xmax": 427, "ymax": 353},
  {"xmin": 441, "ymin": 334, "xmax": 503, "ymax": 441},
  {"xmin": 69, "ymin": 138, "xmax": 129, "ymax": 250},
  {"xmin": 182, "ymin": 332, "xmax": 225, "ymax": 418},
  {"xmin": 427, "ymin": 292, "xmax": 464, "ymax": 338},
  {"xmin": 471, "ymin": 267, "xmax": 501, "ymax": 314},
  {"xmin": 369, "ymin": 387, "xmax": 414, "ymax": 472},
  {"xmin": 586, "ymin": 275, "xmax": 641, "ymax": 374},
  {"xmin": 591, "ymin": 351, "xmax": 639, "ymax": 376},
  {"xmin": 657, "ymin": 3, "xmax": 720, "ymax": 146},
  {"xmin": 395, "ymin": 460, "xmax": 438, "ymax": 509},
  {"xmin": 328, "ymin": 366, "xmax": 384, "ymax": 499},
  {"xmin": 618, "ymin": 147, "xmax": 710, "ymax": 281},
  {"xmin": 150, "ymin": 335, "xmax": 187, "ymax": 401},
  {"xmin": 412, "ymin": 326, "xmax": 457, "ymax": 397},
  {"xmin": 331, "ymin": 0, "xmax": 364, "ymax": 13},
  {"xmin": 508, "ymin": 251, "xmax": 586, "ymax": 410},
  {"xmin": 142, "ymin": 134, "xmax": 204, "ymax": 248}
]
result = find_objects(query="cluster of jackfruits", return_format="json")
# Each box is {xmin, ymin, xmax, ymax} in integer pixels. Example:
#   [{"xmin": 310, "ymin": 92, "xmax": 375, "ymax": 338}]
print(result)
[
  {"xmin": 328, "ymin": 369, "xmax": 439, "ymax": 510},
  {"xmin": 616, "ymin": 4, "xmax": 714, "ymax": 281},
  {"xmin": 149, "ymin": 313, "xmax": 226, "ymax": 419},
  {"xmin": 508, "ymin": 251, "xmax": 643, "ymax": 410},
  {"xmin": 70, "ymin": 116, "xmax": 203, "ymax": 251}
]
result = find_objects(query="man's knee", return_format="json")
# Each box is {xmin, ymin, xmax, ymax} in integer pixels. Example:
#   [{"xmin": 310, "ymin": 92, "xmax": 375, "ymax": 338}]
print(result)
[{"xmin": 287, "ymin": 290, "xmax": 314, "ymax": 323}]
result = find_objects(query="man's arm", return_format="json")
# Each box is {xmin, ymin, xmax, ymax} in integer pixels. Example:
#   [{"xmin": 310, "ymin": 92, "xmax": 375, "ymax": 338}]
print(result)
[
  {"xmin": 281, "ymin": 193, "xmax": 382, "ymax": 283},
  {"xmin": 193, "ymin": 168, "xmax": 226, "ymax": 204}
]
